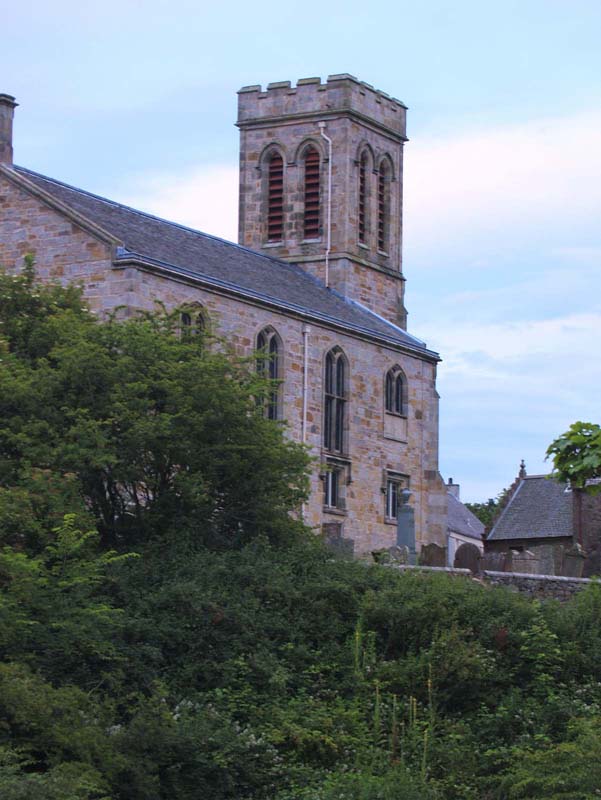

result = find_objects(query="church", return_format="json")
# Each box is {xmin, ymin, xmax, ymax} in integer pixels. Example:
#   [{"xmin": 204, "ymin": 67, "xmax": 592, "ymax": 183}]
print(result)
[{"xmin": 0, "ymin": 74, "xmax": 448, "ymax": 556}]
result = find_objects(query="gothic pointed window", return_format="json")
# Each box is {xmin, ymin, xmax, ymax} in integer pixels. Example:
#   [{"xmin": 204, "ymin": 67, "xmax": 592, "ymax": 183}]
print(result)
[
  {"xmin": 385, "ymin": 367, "xmax": 406, "ymax": 415},
  {"xmin": 267, "ymin": 152, "xmax": 284, "ymax": 242},
  {"xmin": 324, "ymin": 348, "xmax": 348, "ymax": 453},
  {"xmin": 303, "ymin": 146, "xmax": 320, "ymax": 239},
  {"xmin": 256, "ymin": 327, "xmax": 282, "ymax": 420},
  {"xmin": 358, "ymin": 150, "xmax": 368, "ymax": 244},
  {"xmin": 180, "ymin": 306, "xmax": 207, "ymax": 339},
  {"xmin": 377, "ymin": 160, "xmax": 391, "ymax": 253}
]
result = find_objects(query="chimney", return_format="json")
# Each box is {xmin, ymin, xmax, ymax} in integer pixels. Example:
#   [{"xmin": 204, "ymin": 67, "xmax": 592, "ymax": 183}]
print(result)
[
  {"xmin": 0, "ymin": 94, "xmax": 18, "ymax": 165},
  {"xmin": 447, "ymin": 477, "xmax": 460, "ymax": 500}
]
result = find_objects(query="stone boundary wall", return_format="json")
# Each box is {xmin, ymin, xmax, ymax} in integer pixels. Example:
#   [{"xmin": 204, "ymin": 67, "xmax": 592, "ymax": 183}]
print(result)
[
  {"xmin": 482, "ymin": 570, "xmax": 596, "ymax": 602},
  {"xmin": 387, "ymin": 564, "xmax": 599, "ymax": 601}
]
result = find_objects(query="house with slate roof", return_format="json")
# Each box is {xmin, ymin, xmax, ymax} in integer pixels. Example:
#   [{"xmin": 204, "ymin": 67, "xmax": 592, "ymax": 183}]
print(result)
[
  {"xmin": 0, "ymin": 76, "xmax": 449, "ymax": 556},
  {"xmin": 486, "ymin": 465, "xmax": 601, "ymax": 577}
]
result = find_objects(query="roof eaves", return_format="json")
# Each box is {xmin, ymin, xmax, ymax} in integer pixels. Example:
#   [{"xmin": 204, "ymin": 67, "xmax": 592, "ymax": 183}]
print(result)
[
  {"xmin": 115, "ymin": 252, "xmax": 440, "ymax": 360},
  {"xmin": 1, "ymin": 165, "xmax": 122, "ymax": 248},
  {"xmin": 347, "ymin": 297, "xmax": 435, "ymax": 354}
]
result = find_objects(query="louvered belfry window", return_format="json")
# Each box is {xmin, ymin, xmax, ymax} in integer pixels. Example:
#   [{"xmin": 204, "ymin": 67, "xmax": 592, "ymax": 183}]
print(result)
[
  {"xmin": 267, "ymin": 153, "xmax": 284, "ymax": 242},
  {"xmin": 377, "ymin": 162, "xmax": 389, "ymax": 252},
  {"xmin": 303, "ymin": 147, "xmax": 320, "ymax": 239},
  {"xmin": 358, "ymin": 152, "xmax": 368, "ymax": 244}
]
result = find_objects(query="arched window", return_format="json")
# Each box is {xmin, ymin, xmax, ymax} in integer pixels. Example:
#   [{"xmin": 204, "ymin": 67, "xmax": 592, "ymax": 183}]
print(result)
[
  {"xmin": 377, "ymin": 160, "xmax": 391, "ymax": 253},
  {"xmin": 358, "ymin": 150, "xmax": 368, "ymax": 244},
  {"xmin": 324, "ymin": 348, "xmax": 347, "ymax": 453},
  {"xmin": 256, "ymin": 327, "xmax": 282, "ymax": 420},
  {"xmin": 385, "ymin": 367, "xmax": 406, "ymax": 415},
  {"xmin": 180, "ymin": 307, "xmax": 207, "ymax": 338},
  {"xmin": 267, "ymin": 152, "xmax": 284, "ymax": 242},
  {"xmin": 303, "ymin": 146, "xmax": 320, "ymax": 239}
]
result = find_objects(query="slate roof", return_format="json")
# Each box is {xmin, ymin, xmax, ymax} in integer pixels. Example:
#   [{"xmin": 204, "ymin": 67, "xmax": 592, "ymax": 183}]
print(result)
[
  {"xmin": 10, "ymin": 166, "xmax": 438, "ymax": 360},
  {"xmin": 487, "ymin": 475, "xmax": 573, "ymax": 541},
  {"xmin": 447, "ymin": 492, "xmax": 485, "ymax": 541}
]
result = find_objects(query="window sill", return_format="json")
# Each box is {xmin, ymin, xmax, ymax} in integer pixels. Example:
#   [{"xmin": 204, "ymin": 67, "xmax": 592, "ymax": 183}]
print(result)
[
  {"xmin": 377, "ymin": 250, "xmax": 389, "ymax": 258},
  {"xmin": 263, "ymin": 241, "xmax": 283, "ymax": 248},
  {"xmin": 321, "ymin": 450, "xmax": 351, "ymax": 463},
  {"xmin": 383, "ymin": 434, "xmax": 408, "ymax": 444},
  {"xmin": 323, "ymin": 506, "xmax": 347, "ymax": 517},
  {"xmin": 302, "ymin": 237, "xmax": 322, "ymax": 244},
  {"xmin": 384, "ymin": 411, "xmax": 407, "ymax": 420},
  {"xmin": 384, "ymin": 516, "xmax": 398, "ymax": 526},
  {"xmin": 358, "ymin": 241, "xmax": 370, "ymax": 250}
]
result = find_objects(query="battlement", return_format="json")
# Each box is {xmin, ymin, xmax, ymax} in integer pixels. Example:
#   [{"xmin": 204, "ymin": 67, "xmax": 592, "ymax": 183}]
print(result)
[{"xmin": 237, "ymin": 74, "xmax": 407, "ymax": 140}]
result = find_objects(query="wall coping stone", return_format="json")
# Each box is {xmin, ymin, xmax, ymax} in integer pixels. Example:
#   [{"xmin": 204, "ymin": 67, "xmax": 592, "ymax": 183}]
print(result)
[
  {"xmin": 391, "ymin": 565, "xmax": 472, "ymax": 576},
  {"xmin": 484, "ymin": 570, "xmax": 597, "ymax": 585}
]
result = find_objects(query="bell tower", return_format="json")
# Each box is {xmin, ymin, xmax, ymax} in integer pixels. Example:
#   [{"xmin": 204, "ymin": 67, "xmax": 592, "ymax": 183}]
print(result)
[{"xmin": 237, "ymin": 74, "xmax": 408, "ymax": 328}]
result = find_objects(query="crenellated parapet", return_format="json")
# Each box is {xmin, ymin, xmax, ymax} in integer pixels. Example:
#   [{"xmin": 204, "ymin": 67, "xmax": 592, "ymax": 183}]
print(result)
[{"xmin": 237, "ymin": 74, "xmax": 407, "ymax": 142}]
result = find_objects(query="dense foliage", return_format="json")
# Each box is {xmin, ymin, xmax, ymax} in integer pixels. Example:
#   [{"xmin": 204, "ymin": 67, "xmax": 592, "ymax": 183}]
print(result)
[
  {"xmin": 2, "ymin": 268, "xmax": 601, "ymax": 799},
  {"xmin": 547, "ymin": 421, "xmax": 601, "ymax": 494}
]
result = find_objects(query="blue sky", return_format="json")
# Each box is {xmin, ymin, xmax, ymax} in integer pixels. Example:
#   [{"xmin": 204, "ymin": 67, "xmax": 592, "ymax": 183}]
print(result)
[{"xmin": 2, "ymin": 0, "xmax": 600, "ymax": 501}]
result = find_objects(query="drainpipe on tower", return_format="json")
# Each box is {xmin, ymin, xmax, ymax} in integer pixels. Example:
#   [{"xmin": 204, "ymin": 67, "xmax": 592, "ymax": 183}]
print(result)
[{"xmin": 318, "ymin": 122, "xmax": 332, "ymax": 288}]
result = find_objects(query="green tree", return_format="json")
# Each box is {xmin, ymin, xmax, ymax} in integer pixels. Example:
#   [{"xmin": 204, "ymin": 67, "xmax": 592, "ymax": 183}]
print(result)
[
  {"xmin": 546, "ymin": 421, "xmax": 601, "ymax": 493},
  {"xmin": 0, "ymin": 266, "xmax": 310, "ymax": 550}
]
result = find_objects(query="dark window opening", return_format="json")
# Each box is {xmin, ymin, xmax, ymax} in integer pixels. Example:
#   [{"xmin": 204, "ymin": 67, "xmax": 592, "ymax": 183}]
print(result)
[
  {"xmin": 304, "ymin": 147, "xmax": 320, "ymax": 239},
  {"xmin": 358, "ymin": 152, "xmax": 368, "ymax": 244},
  {"xmin": 257, "ymin": 327, "xmax": 281, "ymax": 420},
  {"xmin": 378, "ymin": 162, "xmax": 390, "ymax": 252},
  {"xmin": 181, "ymin": 309, "xmax": 206, "ymax": 339},
  {"xmin": 267, "ymin": 153, "xmax": 284, "ymax": 242},
  {"xmin": 385, "ymin": 369, "xmax": 405, "ymax": 415},
  {"xmin": 324, "ymin": 349, "xmax": 347, "ymax": 453},
  {"xmin": 181, "ymin": 312, "xmax": 192, "ymax": 333}
]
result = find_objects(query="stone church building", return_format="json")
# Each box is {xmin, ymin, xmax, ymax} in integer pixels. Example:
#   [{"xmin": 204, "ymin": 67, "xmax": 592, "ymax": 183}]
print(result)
[{"xmin": 0, "ymin": 74, "xmax": 448, "ymax": 556}]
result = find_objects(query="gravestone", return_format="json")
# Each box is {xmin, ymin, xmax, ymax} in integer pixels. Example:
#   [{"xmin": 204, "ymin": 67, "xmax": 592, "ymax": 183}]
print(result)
[
  {"xmin": 420, "ymin": 542, "xmax": 447, "ymax": 567},
  {"xmin": 535, "ymin": 544, "xmax": 556, "ymax": 576},
  {"xmin": 454, "ymin": 542, "xmax": 482, "ymax": 574},
  {"xmin": 397, "ymin": 500, "xmax": 417, "ymax": 565},
  {"xmin": 562, "ymin": 544, "xmax": 586, "ymax": 578},
  {"xmin": 372, "ymin": 545, "xmax": 409, "ymax": 565},
  {"xmin": 321, "ymin": 523, "xmax": 354, "ymax": 558},
  {"xmin": 511, "ymin": 549, "xmax": 537, "ymax": 574},
  {"xmin": 482, "ymin": 551, "xmax": 508, "ymax": 572}
]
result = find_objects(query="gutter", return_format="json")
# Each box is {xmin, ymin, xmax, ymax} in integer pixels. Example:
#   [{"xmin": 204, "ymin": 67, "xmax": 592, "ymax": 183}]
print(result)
[{"xmin": 114, "ymin": 251, "xmax": 441, "ymax": 363}]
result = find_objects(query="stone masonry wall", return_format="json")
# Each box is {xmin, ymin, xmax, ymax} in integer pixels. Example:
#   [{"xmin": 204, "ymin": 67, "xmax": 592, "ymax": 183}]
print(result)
[
  {"xmin": 393, "ymin": 565, "xmax": 598, "ymax": 602},
  {"xmin": 0, "ymin": 170, "xmax": 447, "ymax": 555},
  {"xmin": 483, "ymin": 570, "xmax": 596, "ymax": 602},
  {"xmin": 0, "ymin": 174, "xmax": 137, "ymax": 313},
  {"xmin": 132, "ymin": 267, "xmax": 447, "ymax": 554}
]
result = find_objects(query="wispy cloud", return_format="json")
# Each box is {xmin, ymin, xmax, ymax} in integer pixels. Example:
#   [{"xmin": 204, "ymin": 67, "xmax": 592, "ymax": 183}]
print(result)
[
  {"xmin": 404, "ymin": 110, "xmax": 601, "ymax": 264},
  {"xmin": 118, "ymin": 164, "xmax": 239, "ymax": 242}
]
